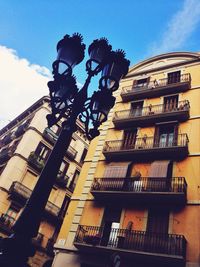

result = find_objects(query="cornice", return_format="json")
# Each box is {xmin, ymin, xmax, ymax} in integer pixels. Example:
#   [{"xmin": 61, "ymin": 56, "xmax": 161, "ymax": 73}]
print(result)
[{"xmin": 124, "ymin": 52, "xmax": 200, "ymax": 79}]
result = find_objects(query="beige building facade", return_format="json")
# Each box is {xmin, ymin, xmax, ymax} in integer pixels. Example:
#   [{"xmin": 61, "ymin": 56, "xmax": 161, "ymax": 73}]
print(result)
[{"xmin": 0, "ymin": 96, "xmax": 89, "ymax": 267}]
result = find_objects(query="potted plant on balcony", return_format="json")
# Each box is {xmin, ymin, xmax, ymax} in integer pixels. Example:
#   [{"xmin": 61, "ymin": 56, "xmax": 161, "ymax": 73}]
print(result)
[{"xmin": 28, "ymin": 152, "xmax": 45, "ymax": 172}]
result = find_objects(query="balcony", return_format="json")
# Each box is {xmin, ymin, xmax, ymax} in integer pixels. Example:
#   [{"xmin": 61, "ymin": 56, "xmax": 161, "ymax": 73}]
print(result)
[
  {"xmin": 113, "ymin": 101, "xmax": 190, "ymax": 129},
  {"xmin": 55, "ymin": 173, "xmax": 69, "ymax": 188},
  {"xmin": 0, "ymin": 147, "xmax": 12, "ymax": 164},
  {"xmin": 9, "ymin": 182, "xmax": 61, "ymax": 221},
  {"xmin": 43, "ymin": 128, "xmax": 58, "ymax": 145},
  {"xmin": 66, "ymin": 145, "xmax": 77, "ymax": 160},
  {"xmin": 45, "ymin": 201, "xmax": 61, "ymax": 218},
  {"xmin": 14, "ymin": 123, "xmax": 27, "ymax": 138},
  {"xmin": 91, "ymin": 177, "xmax": 187, "ymax": 206},
  {"xmin": 121, "ymin": 73, "xmax": 191, "ymax": 102},
  {"xmin": 74, "ymin": 225, "xmax": 186, "ymax": 267},
  {"xmin": 9, "ymin": 181, "xmax": 32, "ymax": 205},
  {"xmin": 103, "ymin": 134, "xmax": 189, "ymax": 161},
  {"xmin": 0, "ymin": 213, "xmax": 15, "ymax": 235},
  {"xmin": 27, "ymin": 152, "xmax": 45, "ymax": 173}
]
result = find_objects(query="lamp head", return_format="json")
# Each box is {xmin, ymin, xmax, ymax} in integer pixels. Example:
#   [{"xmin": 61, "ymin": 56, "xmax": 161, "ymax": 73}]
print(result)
[
  {"xmin": 86, "ymin": 38, "xmax": 112, "ymax": 75},
  {"xmin": 53, "ymin": 33, "xmax": 86, "ymax": 77},
  {"xmin": 100, "ymin": 49, "xmax": 130, "ymax": 91}
]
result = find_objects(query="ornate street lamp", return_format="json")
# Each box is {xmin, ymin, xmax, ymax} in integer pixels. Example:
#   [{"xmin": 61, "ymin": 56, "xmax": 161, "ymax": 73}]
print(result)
[{"xmin": 0, "ymin": 33, "xmax": 130, "ymax": 267}]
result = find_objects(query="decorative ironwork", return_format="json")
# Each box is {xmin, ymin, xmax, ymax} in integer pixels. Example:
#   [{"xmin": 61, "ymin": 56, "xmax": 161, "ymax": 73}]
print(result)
[
  {"xmin": 75, "ymin": 225, "xmax": 187, "ymax": 257},
  {"xmin": 104, "ymin": 134, "xmax": 189, "ymax": 152},
  {"xmin": 113, "ymin": 100, "xmax": 190, "ymax": 120},
  {"xmin": 47, "ymin": 33, "xmax": 130, "ymax": 140},
  {"xmin": 0, "ymin": 34, "xmax": 129, "ymax": 267},
  {"xmin": 121, "ymin": 73, "xmax": 191, "ymax": 95},
  {"xmin": 91, "ymin": 177, "xmax": 187, "ymax": 193}
]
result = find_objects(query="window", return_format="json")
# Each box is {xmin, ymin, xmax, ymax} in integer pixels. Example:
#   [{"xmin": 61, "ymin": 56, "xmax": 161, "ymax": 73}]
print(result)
[
  {"xmin": 3, "ymin": 207, "xmax": 18, "ymax": 226},
  {"xmin": 123, "ymin": 129, "xmax": 137, "ymax": 149},
  {"xmin": 35, "ymin": 142, "xmax": 50, "ymax": 162},
  {"xmin": 100, "ymin": 207, "xmax": 122, "ymax": 246},
  {"xmin": 69, "ymin": 170, "xmax": 80, "ymax": 191},
  {"xmin": 167, "ymin": 71, "xmax": 181, "ymax": 84},
  {"xmin": 80, "ymin": 148, "xmax": 87, "ymax": 163},
  {"xmin": 134, "ymin": 78, "xmax": 149, "ymax": 87},
  {"xmin": 154, "ymin": 124, "xmax": 178, "ymax": 147},
  {"xmin": 131, "ymin": 101, "xmax": 144, "ymax": 117},
  {"xmin": 147, "ymin": 209, "xmax": 169, "ymax": 234},
  {"xmin": 164, "ymin": 95, "xmax": 178, "ymax": 111},
  {"xmin": 59, "ymin": 161, "xmax": 69, "ymax": 176}
]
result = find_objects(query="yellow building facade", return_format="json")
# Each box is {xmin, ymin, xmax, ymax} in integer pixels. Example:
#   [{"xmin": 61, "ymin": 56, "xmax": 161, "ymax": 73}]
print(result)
[
  {"xmin": 0, "ymin": 96, "xmax": 89, "ymax": 267},
  {"xmin": 53, "ymin": 52, "xmax": 200, "ymax": 267}
]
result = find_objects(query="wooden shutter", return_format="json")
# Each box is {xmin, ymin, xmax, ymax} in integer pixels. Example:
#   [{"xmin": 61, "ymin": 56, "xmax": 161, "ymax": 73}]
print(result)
[
  {"xmin": 123, "ymin": 129, "xmax": 137, "ymax": 149},
  {"xmin": 148, "ymin": 161, "xmax": 170, "ymax": 177},
  {"xmin": 153, "ymin": 127, "xmax": 160, "ymax": 147},
  {"xmin": 103, "ymin": 163, "xmax": 131, "ymax": 178}
]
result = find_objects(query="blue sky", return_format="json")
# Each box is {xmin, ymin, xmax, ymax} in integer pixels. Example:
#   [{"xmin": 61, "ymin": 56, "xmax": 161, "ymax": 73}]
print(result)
[{"xmin": 0, "ymin": 0, "xmax": 200, "ymax": 127}]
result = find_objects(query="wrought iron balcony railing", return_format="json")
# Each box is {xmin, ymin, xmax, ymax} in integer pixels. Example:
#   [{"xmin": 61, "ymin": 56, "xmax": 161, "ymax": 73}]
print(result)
[
  {"xmin": 91, "ymin": 177, "xmax": 187, "ymax": 205},
  {"xmin": 121, "ymin": 73, "xmax": 191, "ymax": 101},
  {"xmin": 75, "ymin": 225, "xmax": 186, "ymax": 259},
  {"xmin": 91, "ymin": 177, "xmax": 187, "ymax": 193},
  {"xmin": 10, "ymin": 181, "xmax": 32, "ymax": 200},
  {"xmin": 103, "ymin": 134, "xmax": 189, "ymax": 161},
  {"xmin": 104, "ymin": 134, "xmax": 188, "ymax": 152},
  {"xmin": 105, "ymin": 134, "xmax": 188, "ymax": 152},
  {"xmin": 113, "ymin": 101, "xmax": 190, "ymax": 128},
  {"xmin": 9, "ymin": 182, "xmax": 60, "ymax": 218}
]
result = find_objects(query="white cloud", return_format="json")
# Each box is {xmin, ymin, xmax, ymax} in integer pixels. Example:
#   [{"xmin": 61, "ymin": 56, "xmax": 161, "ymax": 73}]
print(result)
[
  {"xmin": 0, "ymin": 46, "xmax": 52, "ymax": 129},
  {"xmin": 149, "ymin": 0, "xmax": 200, "ymax": 56}
]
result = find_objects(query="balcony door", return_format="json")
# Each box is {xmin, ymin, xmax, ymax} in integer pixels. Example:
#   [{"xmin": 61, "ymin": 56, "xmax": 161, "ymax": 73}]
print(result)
[
  {"xmin": 133, "ymin": 77, "xmax": 150, "ymax": 89},
  {"xmin": 100, "ymin": 207, "xmax": 121, "ymax": 247},
  {"xmin": 147, "ymin": 209, "xmax": 169, "ymax": 234},
  {"xmin": 35, "ymin": 142, "xmax": 50, "ymax": 163},
  {"xmin": 164, "ymin": 95, "xmax": 178, "ymax": 112},
  {"xmin": 167, "ymin": 71, "xmax": 181, "ymax": 84},
  {"xmin": 148, "ymin": 161, "xmax": 173, "ymax": 191},
  {"xmin": 131, "ymin": 101, "xmax": 144, "ymax": 117},
  {"xmin": 122, "ymin": 129, "xmax": 137, "ymax": 149},
  {"xmin": 154, "ymin": 124, "xmax": 178, "ymax": 148}
]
